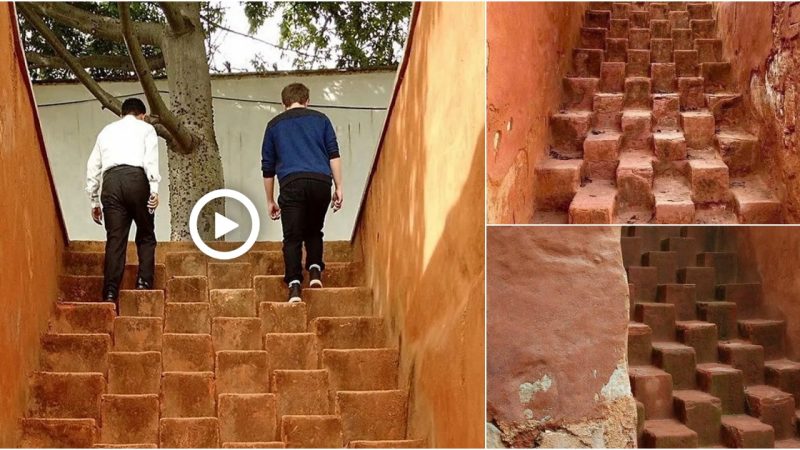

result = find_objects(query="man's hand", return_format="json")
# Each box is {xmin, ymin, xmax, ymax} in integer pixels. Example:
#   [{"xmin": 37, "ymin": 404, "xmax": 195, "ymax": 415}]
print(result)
[
  {"xmin": 331, "ymin": 187, "xmax": 343, "ymax": 212},
  {"xmin": 91, "ymin": 207, "xmax": 103, "ymax": 225},
  {"xmin": 147, "ymin": 193, "xmax": 159, "ymax": 211},
  {"xmin": 268, "ymin": 201, "xmax": 281, "ymax": 220}
]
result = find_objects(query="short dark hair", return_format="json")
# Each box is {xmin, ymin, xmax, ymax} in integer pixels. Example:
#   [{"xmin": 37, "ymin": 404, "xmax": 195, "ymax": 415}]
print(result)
[
  {"xmin": 121, "ymin": 98, "xmax": 147, "ymax": 116},
  {"xmin": 281, "ymin": 83, "xmax": 310, "ymax": 107}
]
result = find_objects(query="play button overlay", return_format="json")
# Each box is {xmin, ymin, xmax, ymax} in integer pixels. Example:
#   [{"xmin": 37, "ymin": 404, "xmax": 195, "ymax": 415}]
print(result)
[
  {"xmin": 190, "ymin": 189, "xmax": 260, "ymax": 260},
  {"xmin": 214, "ymin": 213, "xmax": 239, "ymax": 239}
]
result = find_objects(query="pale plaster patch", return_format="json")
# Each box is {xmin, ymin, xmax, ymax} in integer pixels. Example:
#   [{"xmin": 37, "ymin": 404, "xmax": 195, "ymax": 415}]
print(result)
[
  {"xmin": 486, "ymin": 422, "xmax": 507, "ymax": 448},
  {"xmin": 519, "ymin": 374, "xmax": 553, "ymax": 404},
  {"xmin": 600, "ymin": 362, "xmax": 632, "ymax": 401}
]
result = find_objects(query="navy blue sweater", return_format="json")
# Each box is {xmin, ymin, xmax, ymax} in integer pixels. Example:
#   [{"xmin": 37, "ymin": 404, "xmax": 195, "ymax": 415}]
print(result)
[{"xmin": 261, "ymin": 108, "xmax": 340, "ymax": 185}]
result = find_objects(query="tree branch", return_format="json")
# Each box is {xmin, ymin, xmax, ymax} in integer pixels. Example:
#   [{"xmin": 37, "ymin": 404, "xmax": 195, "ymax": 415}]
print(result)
[
  {"xmin": 18, "ymin": 3, "xmax": 121, "ymax": 115},
  {"xmin": 119, "ymin": 2, "xmax": 194, "ymax": 154},
  {"xmin": 24, "ymin": 2, "xmax": 163, "ymax": 47},
  {"xmin": 26, "ymin": 52, "xmax": 165, "ymax": 71},
  {"xmin": 158, "ymin": 2, "xmax": 193, "ymax": 35}
]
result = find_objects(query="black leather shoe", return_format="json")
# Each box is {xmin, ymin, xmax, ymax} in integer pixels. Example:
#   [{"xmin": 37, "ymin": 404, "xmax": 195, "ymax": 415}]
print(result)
[
  {"xmin": 135, "ymin": 277, "xmax": 152, "ymax": 290},
  {"xmin": 287, "ymin": 281, "xmax": 302, "ymax": 303}
]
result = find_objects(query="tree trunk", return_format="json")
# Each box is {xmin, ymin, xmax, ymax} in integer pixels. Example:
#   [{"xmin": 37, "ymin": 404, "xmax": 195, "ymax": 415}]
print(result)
[{"xmin": 160, "ymin": 3, "xmax": 224, "ymax": 241}]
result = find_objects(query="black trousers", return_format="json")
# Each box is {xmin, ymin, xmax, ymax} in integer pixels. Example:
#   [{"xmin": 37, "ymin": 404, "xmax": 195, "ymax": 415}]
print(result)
[
  {"xmin": 101, "ymin": 165, "xmax": 156, "ymax": 297},
  {"xmin": 278, "ymin": 178, "xmax": 331, "ymax": 284}
]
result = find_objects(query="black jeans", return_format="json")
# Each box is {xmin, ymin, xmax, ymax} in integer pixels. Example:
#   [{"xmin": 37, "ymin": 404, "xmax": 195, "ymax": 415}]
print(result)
[
  {"xmin": 101, "ymin": 165, "xmax": 156, "ymax": 297},
  {"xmin": 278, "ymin": 178, "xmax": 331, "ymax": 284}
]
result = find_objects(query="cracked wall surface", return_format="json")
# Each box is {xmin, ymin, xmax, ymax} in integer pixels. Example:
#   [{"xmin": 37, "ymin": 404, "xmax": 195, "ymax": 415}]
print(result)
[
  {"xmin": 487, "ymin": 227, "xmax": 637, "ymax": 448},
  {"xmin": 715, "ymin": 3, "xmax": 800, "ymax": 221}
]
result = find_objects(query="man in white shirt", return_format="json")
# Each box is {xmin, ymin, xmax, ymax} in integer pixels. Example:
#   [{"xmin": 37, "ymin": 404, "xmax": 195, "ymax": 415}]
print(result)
[{"xmin": 86, "ymin": 98, "xmax": 161, "ymax": 304}]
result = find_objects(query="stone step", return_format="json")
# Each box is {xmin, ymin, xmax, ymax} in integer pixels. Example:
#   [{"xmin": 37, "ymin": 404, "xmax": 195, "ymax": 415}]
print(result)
[
  {"xmin": 213, "ymin": 317, "xmax": 263, "ymax": 351},
  {"xmin": 601, "ymin": 61, "xmax": 626, "ymax": 93},
  {"xmin": 621, "ymin": 108, "xmax": 652, "ymax": 147},
  {"xmin": 634, "ymin": 302, "xmax": 676, "ymax": 341},
  {"xmin": 312, "ymin": 317, "xmax": 387, "ymax": 349},
  {"xmin": 653, "ymin": 175, "xmax": 695, "ymax": 224},
  {"xmin": 581, "ymin": 26, "xmax": 607, "ymax": 49},
  {"xmin": 661, "ymin": 237, "xmax": 699, "ymax": 269},
  {"xmin": 764, "ymin": 360, "xmax": 800, "ymax": 407},
  {"xmin": 706, "ymin": 92, "xmax": 742, "ymax": 120},
  {"xmin": 739, "ymin": 319, "xmax": 786, "ymax": 360},
  {"xmin": 100, "ymin": 394, "xmax": 159, "ymax": 445},
  {"xmin": 159, "ymin": 417, "xmax": 220, "ymax": 448},
  {"xmin": 571, "ymin": 49, "xmax": 605, "ymax": 78},
  {"xmin": 160, "ymin": 371, "xmax": 216, "ymax": 418},
  {"xmin": 628, "ymin": 265, "xmax": 658, "ymax": 303},
  {"xmin": 568, "ymin": 180, "xmax": 617, "ymax": 224},
  {"xmin": 259, "ymin": 302, "xmax": 308, "ymax": 333},
  {"xmin": 93, "ymin": 444, "xmax": 157, "ymax": 448},
  {"xmin": 629, "ymin": 365, "xmax": 674, "ymax": 419},
  {"xmin": 720, "ymin": 414, "xmax": 775, "ymax": 448},
  {"xmin": 627, "ymin": 49, "xmax": 651, "ymax": 77},
  {"xmin": 687, "ymin": 158, "xmax": 730, "ymax": 204},
  {"xmin": 583, "ymin": 131, "xmax": 622, "ymax": 179},
  {"xmin": 40, "ymin": 333, "xmax": 110, "ymax": 374},
  {"xmin": 696, "ymin": 301, "xmax": 737, "ymax": 340},
  {"xmin": 621, "ymin": 236, "xmax": 643, "ymax": 267},
  {"xmin": 162, "ymin": 333, "xmax": 214, "ymax": 372},
  {"xmin": 28, "ymin": 372, "xmax": 105, "ymax": 421},
  {"xmin": 221, "ymin": 443, "xmax": 285, "ymax": 448},
  {"xmin": 564, "ymin": 77, "xmax": 599, "ymax": 111},
  {"xmin": 218, "ymin": 393, "xmax": 278, "ymax": 443},
  {"xmin": 744, "ymin": 385, "xmax": 796, "ymax": 439},
  {"xmin": 60, "ymin": 255, "xmax": 166, "ymax": 287},
  {"xmin": 673, "ymin": 389, "xmax": 722, "ymax": 446},
  {"xmin": 253, "ymin": 263, "xmax": 363, "ymax": 301},
  {"xmin": 272, "ymin": 369, "xmax": 331, "ymax": 416},
  {"xmin": 535, "ymin": 159, "xmax": 583, "ymax": 212},
  {"xmin": 166, "ymin": 276, "xmax": 208, "ymax": 303},
  {"xmin": 280, "ymin": 415, "xmax": 344, "ymax": 448},
  {"xmin": 641, "ymin": 418, "xmax": 699, "ymax": 447},
  {"xmin": 107, "ymin": 351, "xmax": 161, "ymax": 395},
  {"xmin": 210, "ymin": 289, "xmax": 257, "ymax": 317},
  {"xmin": 677, "ymin": 267, "xmax": 715, "ymax": 300},
  {"xmin": 348, "ymin": 440, "xmax": 426, "ymax": 448},
  {"xmin": 653, "ymin": 342, "xmax": 697, "ymax": 389},
  {"xmin": 716, "ymin": 130, "xmax": 757, "ymax": 174},
  {"xmin": 20, "ymin": 418, "xmax": 98, "ymax": 448},
  {"xmin": 628, "ymin": 322, "xmax": 653, "ymax": 366},
  {"xmin": 698, "ymin": 252, "xmax": 738, "ymax": 284},
  {"xmin": 656, "ymin": 284, "xmax": 696, "ymax": 321},
  {"xmin": 336, "ymin": 390, "xmax": 408, "ymax": 443},
  {"xmin": 113, "ymin": 317, "xmax": 162, "ymax": 351},
  {"xmin": 322, "ymin": 348, "xmax": 399, "ymax": 391},
  {"xmin": 676, "ymin": 320, "xmax": 718, "ymax": 363},
  {"xmin": 118, "ymin": 290, "xmax": 164, "ymax": 318},
  {"xmin": 264, "ymin": 334, "xmax": 318, "ymax": 380},
  {"xmin": 717, "ymin": 283, "xmax": 762, "ymax": 319},
  {"xmin": 304, "ymin": 288, "xmax": 373, "ymax": 321},
  {"xmin": 697, "ymin": 363, "xmax": 745, "ymax": 414},
  {"xmin": 701, "ymin": 61, "xmax": 731, "ymax": 93},
  {"xmin": 718, "ymin": 340, "xmax": 765, "ymax": 385},
  {"xmin": 585, "ymin": 10, "xmax": 612, "ymax": 29},
  {"xmin": 58, "ymin": 273, "xmax": 166, "ymax": 303},
  {"xmin": 687, "ymin": 3, "xmax": 713, "ymax": 20},
  {"xmin": 675, "ymin": 50, "xmax": 699, "ymax": 77},
  {"xmin": 731, "ymin": 177, "xmax": 782, "ymax": 224},
  {"xmin": 52, "ymin": 302, "xmax": 115, "ymax": 334},
  {"xmin": 164, "ymin": 302, "xmax": 211, "ymax": 334},
  {"xmin": 653, "ymin": 93, "xmax": 681, "ymax": 131},
  {"xmin": 164, "ymin": 252, "xmax": 208, "ymax": 278},
  {"xmin": 216, "ymin": 351, "xmax": 270, "ymax": 394},
  {"xmin": 652, "ymin": 63, "xmax": 677, "ymax": 93},
  {"xmin": 208, "ymin": 262, "xmax": 253, "ymax": 290}
]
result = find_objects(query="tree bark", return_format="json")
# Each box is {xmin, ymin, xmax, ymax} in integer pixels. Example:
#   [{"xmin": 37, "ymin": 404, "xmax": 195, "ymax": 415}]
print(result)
[{"xmin": 159, "ymin": 3, "xmax": 225, "ymax": 240}]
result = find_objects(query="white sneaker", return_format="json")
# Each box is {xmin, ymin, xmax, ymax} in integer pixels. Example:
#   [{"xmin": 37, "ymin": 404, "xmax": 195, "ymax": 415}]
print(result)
[
  {"xmin": 288, "ymin": 281, "xmax": 302, "ymax": 303},
  {"xmin": 309, "ymin": 264, "xmax": 323, "ymax": 288}
]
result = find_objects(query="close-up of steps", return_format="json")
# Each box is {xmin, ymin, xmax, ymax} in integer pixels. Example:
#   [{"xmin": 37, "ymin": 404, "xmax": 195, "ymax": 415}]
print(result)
[
  {"xmin": 18, "ymin": 241, "xmax": 423, "ymax": 448},
  {"xmin": 534, "ymin": 2, "xmax": 781, "ymax": 224},
  {"xmin": 623, "ymin": 227, "xmax": 800, "ymax": 447}
]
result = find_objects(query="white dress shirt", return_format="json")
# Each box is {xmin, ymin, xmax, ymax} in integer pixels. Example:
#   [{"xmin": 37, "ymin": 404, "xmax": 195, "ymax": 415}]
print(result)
[{"xmin": 86, "ymin": 115, "xmax": 161, "ymax": 208}]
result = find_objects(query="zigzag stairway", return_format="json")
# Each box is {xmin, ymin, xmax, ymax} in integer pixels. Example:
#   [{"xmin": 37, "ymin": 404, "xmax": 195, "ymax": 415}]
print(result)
[
  {"xmin": 534, "ymin": 2, "xmax": 781, "ymax": 224},
  {"xmin": 18, "ymin": 241, "xmax": 423, "ymax": 448},
  {"xmin": 624, "ymin": 227, "xmax": 800, "ymax": 447}
]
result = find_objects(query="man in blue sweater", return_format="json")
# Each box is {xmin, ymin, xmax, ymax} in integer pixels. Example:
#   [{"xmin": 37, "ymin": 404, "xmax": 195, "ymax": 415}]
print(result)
[{"xmin": 262, "ymin": 83, "xmax": 343, "ymax": 303}]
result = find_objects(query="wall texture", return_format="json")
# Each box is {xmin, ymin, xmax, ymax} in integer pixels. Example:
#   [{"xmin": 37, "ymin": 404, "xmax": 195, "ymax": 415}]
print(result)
[
  {"xmin": 351, "ymin": 2, "xmax": 485, "ymax": 447},
  {"xmin": 33, "ymin": 69, "xmax": 395, "ymax": 241},
  {"xmin": 715, "ymin": 3, "xmax": 800, "ymax": 221},
  {"xmin": 0, "ymin": 4, "xmax": 66, "ymax": 446},
  {"xmin": 735, "ymin": 227, "xmax": 800, "ymax": 360},
  {"xmin": 486, "ymin": 227, "xmax": 637, "ymax": 448},
  {"xmin": 486, "ymin": 2, "xmax": 587, "ymax": 224}
]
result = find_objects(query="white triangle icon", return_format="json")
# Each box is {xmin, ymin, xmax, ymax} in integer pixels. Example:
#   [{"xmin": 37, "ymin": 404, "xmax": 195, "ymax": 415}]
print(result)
[{"xmin": 214, "ymin": 212, "xmax": 239, "ymax": 239}]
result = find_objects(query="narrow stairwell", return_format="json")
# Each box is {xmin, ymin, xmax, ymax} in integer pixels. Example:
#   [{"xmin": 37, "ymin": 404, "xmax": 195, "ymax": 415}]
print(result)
[
  {"xmin": 534, "ymin": 2, "xmax": 782, "ymax": 224},
  {"xmin": 623, "ymin": 227, "xmax": 800, "ymax": 448},
  {"xmin": 19, "ymin": 241, "xmax": 424, "ymax": 448}
]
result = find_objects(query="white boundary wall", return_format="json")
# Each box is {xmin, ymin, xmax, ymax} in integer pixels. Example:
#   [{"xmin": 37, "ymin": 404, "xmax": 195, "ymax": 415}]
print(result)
[{"xmin": 33, "ymin": 69, "xmax": 395, "ymax": 242}]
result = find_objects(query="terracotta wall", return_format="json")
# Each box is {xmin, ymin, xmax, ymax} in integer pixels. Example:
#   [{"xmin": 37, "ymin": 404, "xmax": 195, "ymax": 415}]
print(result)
[
  {"xmin": 714, "ymin": 3, "xmax": 800, "ymax": 221},
  {"xmin": 0, "ymin": 4, "xmax": 67, "ymax": 446},
  {"xmin": 486, "ymin": 227, "xmax": 637, "ymax": 448},
  {"xmin": 735, "ymin": 228, "xmax": 800, "ymax": 359},
  {"xmin": 351, "ymin": 2, "xmax": 485, "ymax": 447},
  {"xmin": 486, "ymin": 2, "xmax": 587, "ymax": 223}
]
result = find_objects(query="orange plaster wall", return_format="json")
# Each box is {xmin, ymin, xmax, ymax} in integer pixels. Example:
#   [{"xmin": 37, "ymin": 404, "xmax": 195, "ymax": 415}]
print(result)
[
  {"xmin": 0, "ymin": 4, "xmax": 67, "ymax": 446},
  {"xmin": 486, "ymin": 2, "xmax": 587, "ymax": 223},
  {"xmin": 352, "ymin": 2, "xmax": 485, "ymax": 447}
]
